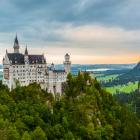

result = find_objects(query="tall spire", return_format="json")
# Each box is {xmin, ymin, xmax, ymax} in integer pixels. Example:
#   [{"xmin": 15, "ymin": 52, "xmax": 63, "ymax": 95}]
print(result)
[
  {"xmin": 15, "ymin": 34, "xmax": 18, "ymax": 44},
  {"xmin": 13, "ymin": 34, "xmax": 20, "ymax": 53},
  {"xmin": 25, "ymin": 45, "xmax": 28, "ymax": 55}
]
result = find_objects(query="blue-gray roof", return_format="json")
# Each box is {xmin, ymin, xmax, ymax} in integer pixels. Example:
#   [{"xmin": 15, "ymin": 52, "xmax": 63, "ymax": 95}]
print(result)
[
  {"xmin": 28, "ymin": 55, "xmax": 46, "ymax": 64},
  {"xmin": 8, "ymin": 53, "xmax": 24, "ymax": 64},
  {"xmin": 53, "ymin": 70, "xmax": 65, "ymax": 73},
  {"xmin": 7, "ymin": 53, "xmax": 46, "ymax": 65}
]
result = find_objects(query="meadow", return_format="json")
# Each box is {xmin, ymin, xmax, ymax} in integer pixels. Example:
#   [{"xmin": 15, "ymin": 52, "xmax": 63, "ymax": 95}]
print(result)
[
  {"xmin": 106, "ymin": 81, "xmax": 138, "ymax": 94},
  {"xmin": 92, "ymin": 73, "xmax": 138, "ymax": 94},
  {"xmin": 91, "ymin": 73, "xmax": 118, "ymax": 82}
]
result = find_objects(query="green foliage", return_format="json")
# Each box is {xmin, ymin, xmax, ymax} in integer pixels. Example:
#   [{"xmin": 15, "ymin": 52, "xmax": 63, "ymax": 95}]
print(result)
[
  {"xmin": 8, "ymin": 126, "xmax": 20, "ymax": 140},
  {"xmin": 0, "ymin": 73, "xmax": 139, "ymax": 139},
  {"xmin": 21, "ymin": 131, "xmax": 32, "ymax": 140},
  {"xmin": 32, "ymin": 126, "xmax": 47, "ymax": 140},
  {"xmin": 106, "ymin": 82, "xmax": 138, "ymax": 94}
]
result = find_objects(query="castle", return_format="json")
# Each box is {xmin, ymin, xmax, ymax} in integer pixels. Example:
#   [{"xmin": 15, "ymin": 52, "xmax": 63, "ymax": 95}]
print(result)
[{"xmin": 2, "ymin": 35, "xmax": 71, "ymax": 94}]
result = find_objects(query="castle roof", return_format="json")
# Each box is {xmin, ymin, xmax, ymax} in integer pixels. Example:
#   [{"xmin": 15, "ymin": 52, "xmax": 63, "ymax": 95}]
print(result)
[
  {"xmin": 65, "ymin": 53, "xmax": 69, "ymax": 56},
  {"xmin": 8, "ymin": 53, "xmax": 24, "ymax": 64},
  {"xmin": 48, "ymin": 66, "xmax": 65, "ymax": 73},
  {"xmin": 7, "ymin": 53, "xmax": 46, "ymax": 65},
  {"xmin": 28, "ymin": 55, "xmax": 46, "ymax": 64},
  {"xmin": 53, "ymin": 70, "xmax": 65, "ymax": 73}
]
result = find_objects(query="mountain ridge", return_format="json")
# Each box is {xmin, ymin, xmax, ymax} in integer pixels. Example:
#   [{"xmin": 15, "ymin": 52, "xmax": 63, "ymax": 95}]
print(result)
[{"xmin": 118, "ymin": 61, "xmax": 140, "ymax": 81}]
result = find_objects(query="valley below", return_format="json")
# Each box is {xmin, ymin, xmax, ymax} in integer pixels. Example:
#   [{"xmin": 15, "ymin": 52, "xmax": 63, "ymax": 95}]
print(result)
[{"xmin": 70, "ymin": 63, "xmax": 137, "ymax": 95}]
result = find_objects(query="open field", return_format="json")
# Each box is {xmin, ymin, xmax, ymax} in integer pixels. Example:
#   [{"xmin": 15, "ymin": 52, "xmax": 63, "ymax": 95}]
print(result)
[
  {"xmin": 92, "ymin": 74, "xmax": 118, "ymax": 82},
  {"xmin": 91, "ymin": 73, "xmax": 138, "ymax": 94},
  {"xmin": 106, "ymin": 82, "xmax": 138, "ymax": 94}
]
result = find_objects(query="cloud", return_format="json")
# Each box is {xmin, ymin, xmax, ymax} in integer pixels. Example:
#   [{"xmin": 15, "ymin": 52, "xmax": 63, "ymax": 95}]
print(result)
[
  {"xmin": 0, "ymin": 0, "xmax": 140, "ymax": 64},
  {"xmin": 54, "ymin": 24, "xmax": 140, "ymax": 43},
  {"xmin": 0, "ymin": 0, "xmax": 140, "ymax": 30}
]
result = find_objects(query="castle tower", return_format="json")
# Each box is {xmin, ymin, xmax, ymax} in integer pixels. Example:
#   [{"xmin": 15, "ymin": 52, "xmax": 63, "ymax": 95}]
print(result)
[
  {"xmin": 64, "ymin": 53, "xmax": 71, "ymax": 73},
  {"xmin": 13, "ymin": 35, "xmax": 20, "ymax": 53},
  {"xmin": 24, "ymin": 46, "xmax": 29, "ymax": 85}
]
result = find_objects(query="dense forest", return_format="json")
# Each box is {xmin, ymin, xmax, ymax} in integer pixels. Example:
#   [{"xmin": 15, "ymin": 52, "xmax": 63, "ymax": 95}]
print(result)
[
  {"xmin": 114, "ymin": 89, "xmax": 140, "ymax": 118},
  {"xmin": 0, "ymin": 72, "xmax": 140, "ymax": 140}
]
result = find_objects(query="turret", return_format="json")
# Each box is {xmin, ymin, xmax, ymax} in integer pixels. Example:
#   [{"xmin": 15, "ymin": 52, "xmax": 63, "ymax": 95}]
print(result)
[
  {"xmin": 24, "ymin": 46, "xmax": 29, "ymax": 86},
  {"xmin": 50, "ymin": 63, "xmax": 55, "ymax": 71},
  {"xmin": 25, "ymin": 45, "xmax": 28, "ymax": 55},
  {"xmin": 13, "ymin": 35, "xmax": 20, "ymax": 53},
  {"xmin": 63, "ymin": 53, "xmax": 71, "ymax": 73},
  {"xmin": 24, "ymin": 46, "xmax": 29, "ymax": 64}
]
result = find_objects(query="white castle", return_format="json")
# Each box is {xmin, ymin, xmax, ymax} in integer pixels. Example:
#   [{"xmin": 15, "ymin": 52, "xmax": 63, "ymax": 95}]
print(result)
[{"xmin": 2, "ymin": 35, "xmax": 71, "ymax": 94}]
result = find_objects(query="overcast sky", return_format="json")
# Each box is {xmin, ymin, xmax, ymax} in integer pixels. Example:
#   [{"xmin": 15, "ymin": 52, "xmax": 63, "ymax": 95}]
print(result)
[{"xmin": 0, "ymin": 0, "xmax": 140, "ymax": 64}]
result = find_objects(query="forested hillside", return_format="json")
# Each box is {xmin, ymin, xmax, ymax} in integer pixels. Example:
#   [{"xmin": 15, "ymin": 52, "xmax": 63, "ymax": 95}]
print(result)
[
  {"xmin": 119, "ymin": 62, "xmax": 140, "ymax": 80},
  {"xmin": 0, "ymin": 72, "xmax": 139, "ymax": 140},
  {"xmin": 104, "ymin": 62, "xmax": 140, "ymax": 87}
]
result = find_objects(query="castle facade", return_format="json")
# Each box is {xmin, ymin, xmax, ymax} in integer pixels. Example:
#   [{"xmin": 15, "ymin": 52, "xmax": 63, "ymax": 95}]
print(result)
[{"xmin": 2, "ymin": 36, "xmax": 71, "ymax": 94}]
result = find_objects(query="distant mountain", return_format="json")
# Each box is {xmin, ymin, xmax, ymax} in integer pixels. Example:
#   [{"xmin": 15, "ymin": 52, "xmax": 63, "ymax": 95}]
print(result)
[
  {"xmin": 118, "ymin": 61, "xmax": 140, "ymax": 82},
  {"xmin": 71, "ymin": 64, "xmax": 135, "ymax": 75},
  {"xmin": 71, "ymin": 64, "xmax": 135, "ymax": 70}
]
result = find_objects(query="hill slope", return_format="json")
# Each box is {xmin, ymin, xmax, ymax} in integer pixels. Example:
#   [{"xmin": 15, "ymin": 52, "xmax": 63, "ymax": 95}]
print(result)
[{"xmin": 118, "ymin": 62, "xmax": 140, "ymax": 82}]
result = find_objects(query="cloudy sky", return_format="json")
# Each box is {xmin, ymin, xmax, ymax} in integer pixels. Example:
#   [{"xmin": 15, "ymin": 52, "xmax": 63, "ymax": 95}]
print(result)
[{"xmin": 0, "ymin": 0, "xmax": 140, "ymax": 64}]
